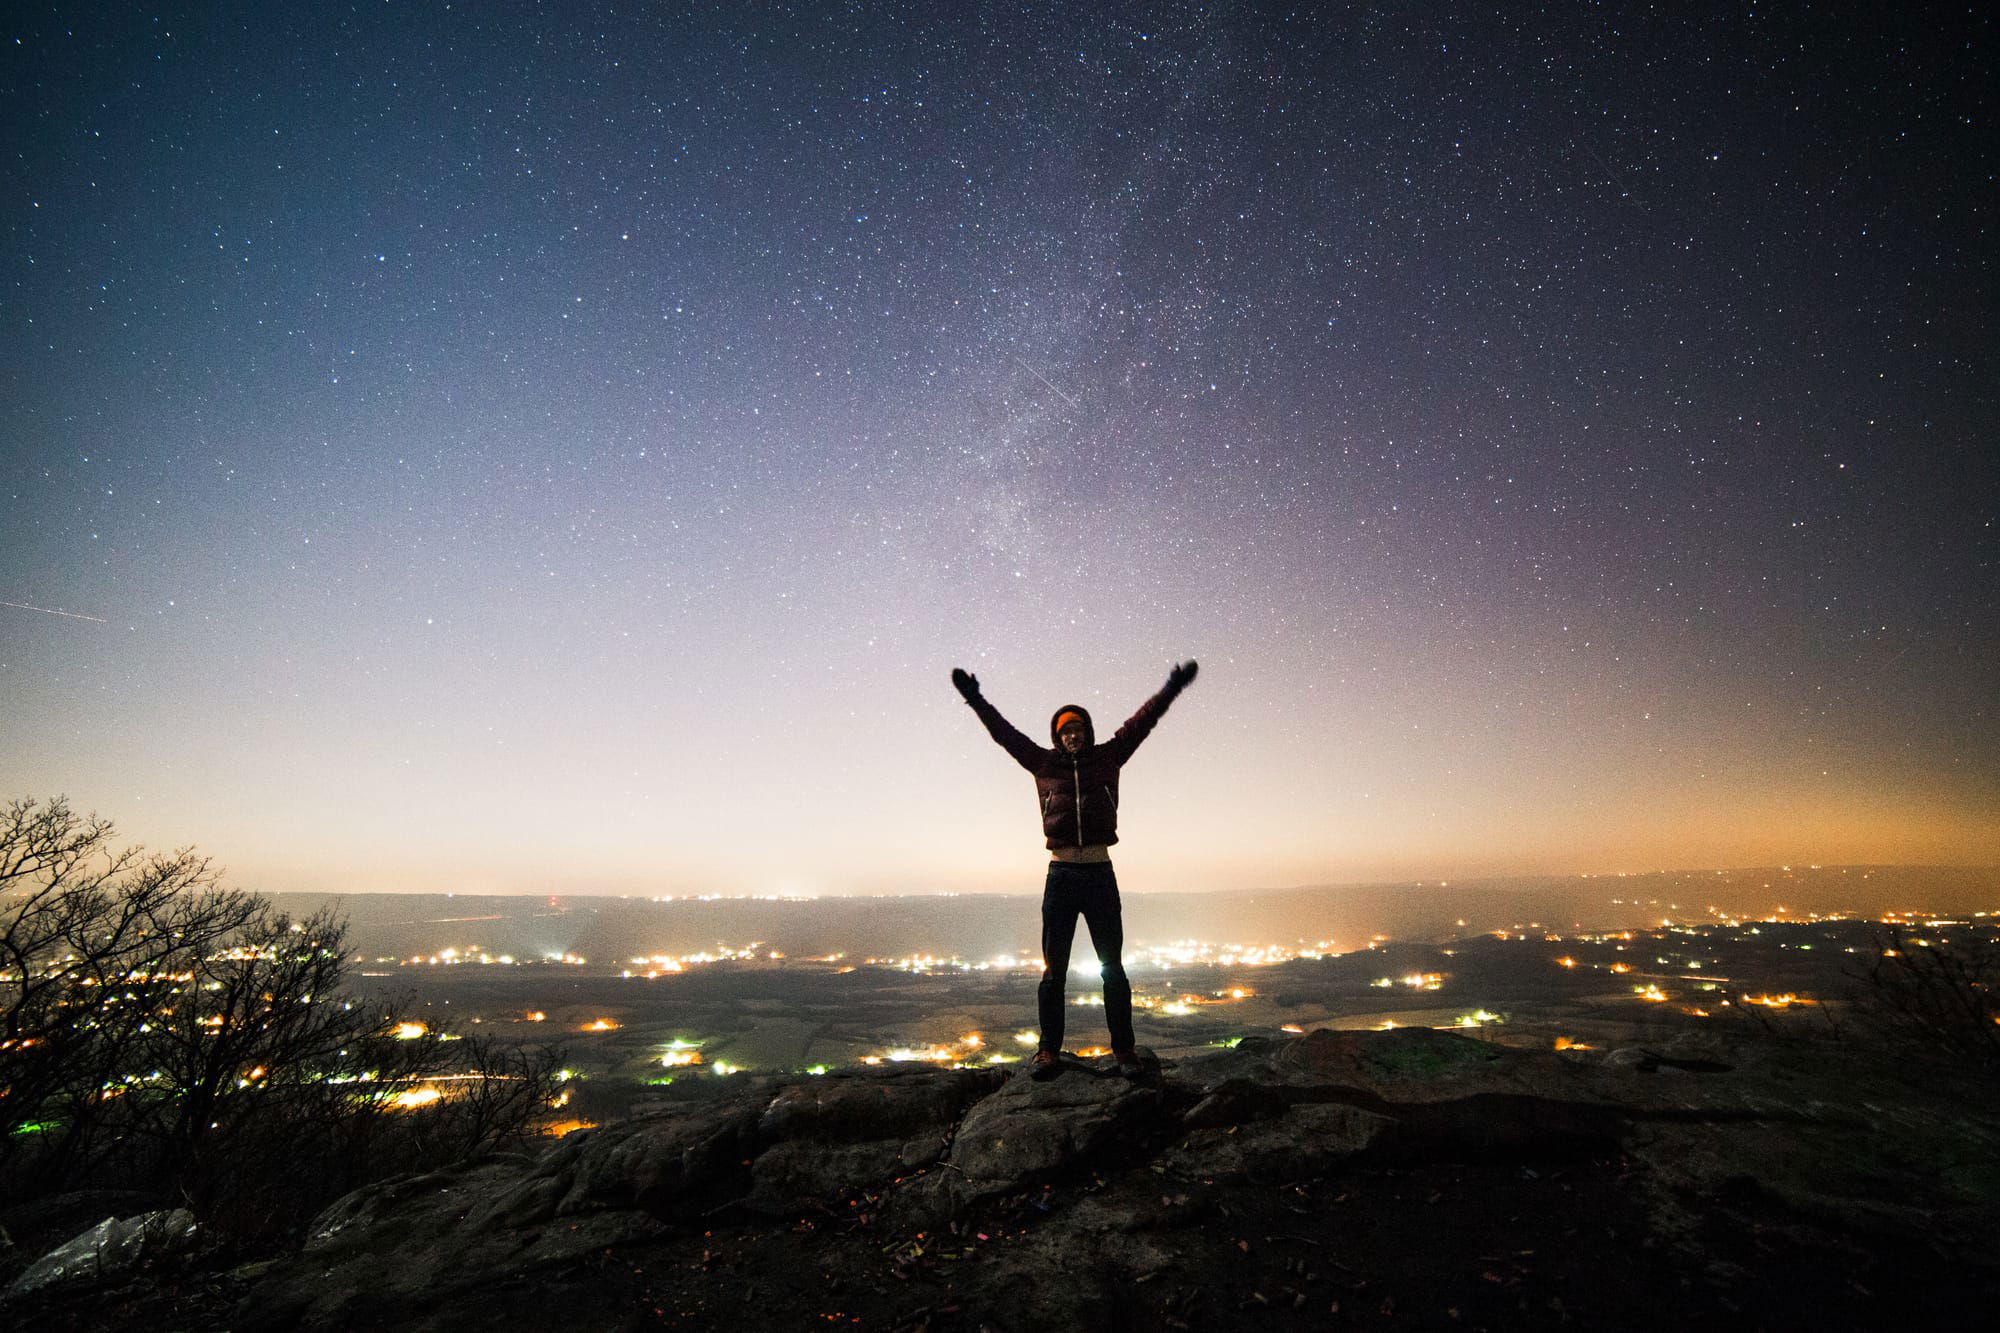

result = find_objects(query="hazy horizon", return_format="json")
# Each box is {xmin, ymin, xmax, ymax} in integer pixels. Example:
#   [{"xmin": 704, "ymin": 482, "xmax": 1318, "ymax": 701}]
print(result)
[
  {"xmin": 262, "ymin": 859, "xmax": 1999, "ymax": 899},
  {"xmin": 255, "ymin": 865, "xmax": 1998, "ymax": 976}
]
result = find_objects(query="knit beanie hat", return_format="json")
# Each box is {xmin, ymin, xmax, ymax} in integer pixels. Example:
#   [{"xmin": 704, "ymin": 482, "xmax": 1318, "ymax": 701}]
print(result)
[{"xmin": 1054, "ymin": 709, "xmax": 1088, "ymax": 734}]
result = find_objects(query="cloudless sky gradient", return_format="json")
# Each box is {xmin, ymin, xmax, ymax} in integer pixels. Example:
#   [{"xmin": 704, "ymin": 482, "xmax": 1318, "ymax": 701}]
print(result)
[{"xmin": 3, "ymin": 2, "xmax": 1994, "ymax": 895}]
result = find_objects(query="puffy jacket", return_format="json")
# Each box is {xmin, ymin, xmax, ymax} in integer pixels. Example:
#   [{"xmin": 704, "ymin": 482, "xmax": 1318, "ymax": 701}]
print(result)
[{"xmin": 962, "ymin": 681, "xmax": 1186, "ymax": 849}]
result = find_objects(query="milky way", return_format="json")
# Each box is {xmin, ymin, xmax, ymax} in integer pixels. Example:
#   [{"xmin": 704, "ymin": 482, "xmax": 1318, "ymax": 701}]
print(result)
[{"xmin": 3, "ymin": 3, "xmax": 1993, "ymax": 895}]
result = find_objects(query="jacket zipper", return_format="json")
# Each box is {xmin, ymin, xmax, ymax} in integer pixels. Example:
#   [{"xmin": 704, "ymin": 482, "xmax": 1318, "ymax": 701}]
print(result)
[{"xmin": 1073, "ymin": 761, "xmax": 1083, "ymax": 848}]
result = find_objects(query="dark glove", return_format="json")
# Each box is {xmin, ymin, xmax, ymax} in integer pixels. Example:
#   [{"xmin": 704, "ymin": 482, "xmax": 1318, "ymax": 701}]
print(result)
[
  {"xmin": 1167, "ymin": 660, "xmax": 1199, "ymax": 692},
  {"xmin": 951, "ymin": 667, "xmax": 981, "ymax": 700}
]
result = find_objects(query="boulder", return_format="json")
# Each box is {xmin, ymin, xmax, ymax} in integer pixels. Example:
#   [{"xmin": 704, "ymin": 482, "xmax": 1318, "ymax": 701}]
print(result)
[
  {"xmin": 949, "ymin": 1067, "xmax": 1166, "ymax": 1193},
  {"xmin": 253, "ymin": 1153, "xmax": 665, "ymax": 1333},
  {"xmin": 1180, "ymin": 1027, "xmax": 1534, "ymax": 1100},
  {"xmin": 1274, "ymin": 1025, "xmax": 1514, "ymax": 1085},
  {"xmin": 306, "ymin": 1156, "xmax": 534, "ymax": 1257},
  {"xmin": 551, "ymin": 1101, "xmax": 764, "ymax": 1216},
  {"xmin": 756, "ymin": 1066, "xmax": 1001, "ymax": 1143},
  {"xmin": 1181, "ymin": 1076, "xmax": 1291, "ymax": 1129},
  {"xmin": 4, "ymin": 1209, "xmax": 197, "ymax": 1300},
  {"xmin": 0, "ymin": 1190, "xmax": 165, "ymax": 1260}
]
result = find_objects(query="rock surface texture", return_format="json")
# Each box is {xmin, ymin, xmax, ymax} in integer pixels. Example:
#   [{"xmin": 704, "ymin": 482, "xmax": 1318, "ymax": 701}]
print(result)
[{"xmin": 9, "ymin": 1028, "xmax": 1999, "ymax": 1330}]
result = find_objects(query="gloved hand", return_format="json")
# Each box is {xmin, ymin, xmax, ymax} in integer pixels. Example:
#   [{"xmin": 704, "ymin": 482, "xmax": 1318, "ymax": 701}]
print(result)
[
  {"xmin": 951, "ymin": 667, "xmax": 981, "ymax": 700},
  {"xmin": 1167, "ymin": 660, "xmax": 1199, "ymax": 692}
]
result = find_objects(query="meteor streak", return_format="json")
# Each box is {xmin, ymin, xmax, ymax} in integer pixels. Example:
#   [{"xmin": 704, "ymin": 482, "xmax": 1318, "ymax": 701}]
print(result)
[
  {"xmin": 1015, "ymin": 357, "xmax": 1079, "ymax": 408},
  {"xmin": 0, "ymin": 600, "xmax": 108, "ymax": 623}
]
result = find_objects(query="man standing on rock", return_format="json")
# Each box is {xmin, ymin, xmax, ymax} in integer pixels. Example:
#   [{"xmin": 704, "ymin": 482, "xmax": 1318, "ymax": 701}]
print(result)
[{"xmin": 950, "ymin": 661, "xmax": 1199, "ymax": 1081}]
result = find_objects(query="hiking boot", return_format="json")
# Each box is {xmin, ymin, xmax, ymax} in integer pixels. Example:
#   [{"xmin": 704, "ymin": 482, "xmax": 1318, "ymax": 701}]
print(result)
[
  {"xmin": 1027, "ymin": 1049, "xmax": 1063, "ymax": 1081},
  {"xmin": 1113, "ymin": 1048, "xmax": 1145, "ymax": 1079}
]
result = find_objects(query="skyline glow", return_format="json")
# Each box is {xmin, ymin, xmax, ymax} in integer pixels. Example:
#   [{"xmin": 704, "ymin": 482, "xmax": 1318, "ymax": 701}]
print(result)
[{"xmin": 4, "ymin": 3, "xmax": 1994, "ymax": 895}]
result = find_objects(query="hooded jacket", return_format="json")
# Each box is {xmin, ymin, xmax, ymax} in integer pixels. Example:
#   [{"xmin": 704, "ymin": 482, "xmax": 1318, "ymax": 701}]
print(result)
[{"xmin": 962, "ymin": 680, "xmax": 1186, "ymax": 850}]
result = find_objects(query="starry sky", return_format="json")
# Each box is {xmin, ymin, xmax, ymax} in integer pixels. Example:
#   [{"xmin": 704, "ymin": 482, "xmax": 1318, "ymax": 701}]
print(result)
[{"xmin": 3, "ymin": 2, "xmax": 1994, "ymax": 897}]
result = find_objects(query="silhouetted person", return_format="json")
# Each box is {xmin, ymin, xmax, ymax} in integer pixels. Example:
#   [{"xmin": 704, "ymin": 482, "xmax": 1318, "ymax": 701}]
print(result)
[{"xmin": 950, "ymin": 660, "xmax": 1199, "ymax": 1079}]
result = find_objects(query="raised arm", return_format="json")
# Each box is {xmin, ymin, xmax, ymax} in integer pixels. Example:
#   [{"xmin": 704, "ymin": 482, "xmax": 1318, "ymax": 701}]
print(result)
[
  {"xmin": 951, "ymin": 668, "xmax": 1044, "ymax": 771},
  {"xmin": 1102, "ymin": 660, "xmax": 1199, "ymax": 765}
]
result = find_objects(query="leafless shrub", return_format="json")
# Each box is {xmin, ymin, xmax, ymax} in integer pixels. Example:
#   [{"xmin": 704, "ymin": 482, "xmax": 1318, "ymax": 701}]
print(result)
[
  {"xmin": 2, "ymin": 796, "xmax": 257, "ymax": 1178},
  {"xmin": 1852, "ymin": 924, "xmax": 2000, "ymax": 1072},
  {"xmin": 2, "ymin": 797, "xmax": 566, "ymax": 1241},
  {"xmin": 419, "ymin": 1031, "xmax": 570, "ymax": 1160}
]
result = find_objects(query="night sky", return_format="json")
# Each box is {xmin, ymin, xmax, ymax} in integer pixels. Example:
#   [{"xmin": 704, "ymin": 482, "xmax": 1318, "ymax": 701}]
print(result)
[{"xmin": 4, "ymin": 3, "xmax": 1994, "ymax": 897}]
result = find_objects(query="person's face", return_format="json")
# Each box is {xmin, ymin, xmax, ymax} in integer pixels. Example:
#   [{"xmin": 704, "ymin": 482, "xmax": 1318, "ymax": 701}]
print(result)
[{"xmin": 1059, "ymin": 721, "xmax": 1088, "ymax": 754}]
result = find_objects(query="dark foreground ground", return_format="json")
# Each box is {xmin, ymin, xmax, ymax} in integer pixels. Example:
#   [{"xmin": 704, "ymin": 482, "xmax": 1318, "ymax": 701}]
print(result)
[
  {"xmin": 9, "ymin": 1018, "xmax": 1998, "ymax": 1333},
  {"xmin": 337, "ymin": 1149, "xmax": 1986, "ymax": 1332}
]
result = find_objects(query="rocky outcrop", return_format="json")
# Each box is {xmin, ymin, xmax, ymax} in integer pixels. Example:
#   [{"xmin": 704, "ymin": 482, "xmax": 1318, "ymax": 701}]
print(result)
[
  {"xmin": 240, "ymin": 1066, "xmax": 1011, "ymax": 1329},
  {"xmin": 68, "ymin": 1026, "xmax": 1972, "ymax": 1330},
  {"xmin": 949, "ymin": 1062, "xmax": 1165, "ymax": 1191},
  {"xmin": 4, "ymin": 1209, "xmax": 197, "ymax": 1300}
]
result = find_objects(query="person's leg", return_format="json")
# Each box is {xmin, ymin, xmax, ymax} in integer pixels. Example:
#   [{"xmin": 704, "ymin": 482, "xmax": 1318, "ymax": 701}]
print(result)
[
  {"xmin": 1038, "ymin": 864, "xmax": 1083, "ymax": 1054},
  {"xmin": 1077, "ymin": 863, "xmax": 1135, "ymax": 1054}
]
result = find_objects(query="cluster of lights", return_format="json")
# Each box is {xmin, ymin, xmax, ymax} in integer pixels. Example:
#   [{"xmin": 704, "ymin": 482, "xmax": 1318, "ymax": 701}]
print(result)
[
  {"xmin": 873, "ymin": 953, "xmax": 970, "ymax": 973},
  {"xmin": 1126, "ymin": 939, "xmax": 1340, "ymax": 968},
  {"xmin": 1369, "ymin": 973, "xmax": 1444, "ymax": 991},
  {"xmin": 658, "ymin": 1038, "xmax": 703, "ymax": 1067},
  {"xmin": 382, "ymin": 916, "xmax": 1982, "ymax": 987},
  {"xmin": 645, "ymin": 893, "xmax": 816, "ymax": 902},
  {"xmin": 602, "ymin": 940, "xmax": 1358, "ymax": 978},
  {"xmin": 378, "ymin": 947, "xmax": 588, "ymax": 967},
  {"xmin": 1519, "ymin": 917, "xmax": 1948, "ymax": 1016},
  {"xmin": 620, "ymin": 943, "xmax": 785, "ymax": 978},
  {"xmin": 651, "ymin": 1038, "xmax": 746, "ymax": 1078},
  {"xmin": 1130, "ymin": 986, "xmax": 1258, "ymax": 1017},
  {"xmin": 861, "ymin": 1032, "xmax": 1005, "ymax": 1068}
]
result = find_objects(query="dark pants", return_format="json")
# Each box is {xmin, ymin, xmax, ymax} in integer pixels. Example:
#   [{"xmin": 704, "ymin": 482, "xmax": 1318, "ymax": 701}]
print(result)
[{"xmin": 1038, "ymin": 860, "xmax": 1134, "ymax": 1055}]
